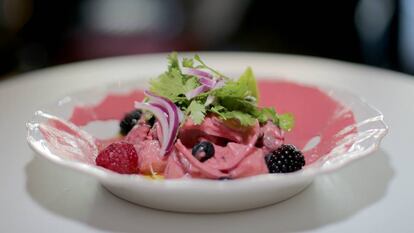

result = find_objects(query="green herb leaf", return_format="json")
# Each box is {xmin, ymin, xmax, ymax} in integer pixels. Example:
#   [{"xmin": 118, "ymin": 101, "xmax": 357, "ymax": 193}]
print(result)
[
  {"xmin": 182, "ymin": 57, "xmax": 194, "ymax": 68},
  {"xmin": 278, "ymin": 113, "xmax": 295, "ymax": 131},
  {"xmin": 149, "ymin": 73, "xmax": 182, "ymax": 102},
  {"xmin": 184, "ymin": 76, "xmax": 199, "ymax": 91},
  {"xmin": 187, "ymin": 100, "xmax": 206, "ymax": 124},
  {"xmin": 256, "ymin": 107, "xmax": 278, "ymax": 124},
  {"xmin": 213, "ymin": 68, "xmax": 257, "ymax": 100},
  {"xmin": 214, "ymin": 80, "xmax": 248, "ymax": 99},
  {"xmin": 210, "ymin": 68, "xmax": 260, "ymax": 124},
  {"xmin": 149, "ymin": 71, "xmax": 199, "ymax": 102},
  {"xmin": 194, "ymin": 54, "xmax": 229, "ymax": 79},
  {"xmin": 218, "ymin": 97, "xmax": 257, "ymax": 114},
  {"xmin": 220, "ymin": 111, "xmax": 256, "ymax": 126},
  {"xmin": 238, "ymin": 67, "xmax": 259, "ymax": 100},
  {"xmin": 167, "ymin": 52, "xmax": 180, "ymax": 72},
  {"xmin": 209, "ymin": 105, "xmax": 226, "ymax": 118}
]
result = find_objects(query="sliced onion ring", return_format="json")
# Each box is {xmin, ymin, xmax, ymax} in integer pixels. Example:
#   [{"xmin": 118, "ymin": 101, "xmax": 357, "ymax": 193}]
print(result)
[
  {"xmin": 198, "ymin": 77, "xmax": 216, "ymax": 88},
  {"xmin": 134, "ymin": 102, "xmax": 170, "ymax": 155},
  {"xmin": 141, "ymin": 91, "xmax": 183, "ymax": 155},
  {"xmin": 183, "ymin": 67, "xmax": 228, "ymax": 100},
  {"xmin": 185, "ymin": 85, "xmax": 210, "ymax": 100},
  {"xmin": 182, "ymin": 67, "xmax": 213, "ymax": 79}
]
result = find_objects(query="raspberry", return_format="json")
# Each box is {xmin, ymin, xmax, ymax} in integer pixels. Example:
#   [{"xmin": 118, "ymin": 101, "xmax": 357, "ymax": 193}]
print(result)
[
  {"xmin": 96, "ymin": 142, "xmax": 139, "ymax": 174},
  {"xmin": 265, "ymin": 144, "xmax": 305, "ymax": 173}
]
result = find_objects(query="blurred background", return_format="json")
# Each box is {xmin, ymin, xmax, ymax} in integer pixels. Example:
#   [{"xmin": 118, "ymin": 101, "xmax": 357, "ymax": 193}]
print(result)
[{"xmin": 1, "ymin": 0, "xmax": 413, "ymax": 78}]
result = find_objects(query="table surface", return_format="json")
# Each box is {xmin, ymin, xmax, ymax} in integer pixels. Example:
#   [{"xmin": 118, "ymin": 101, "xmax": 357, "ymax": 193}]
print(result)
[{"xmin": 1, "ymin": 52, "xmax": 413, "ymax": 233}]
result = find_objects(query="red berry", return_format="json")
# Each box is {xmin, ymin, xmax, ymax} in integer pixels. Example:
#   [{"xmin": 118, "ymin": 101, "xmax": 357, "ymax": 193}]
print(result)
[{"xmin": 96, "ymin": 142, "xmax": 139, "ymax": 174}]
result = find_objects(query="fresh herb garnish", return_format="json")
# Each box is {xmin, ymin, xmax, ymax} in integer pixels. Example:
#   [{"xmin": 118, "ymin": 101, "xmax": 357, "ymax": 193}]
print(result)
[
  {"xmin": 149, "ymin": 53, "xmax": 198, "ymax": 102},
  {"xmin": 182, "ymin": 57, "xmax": 194, "ymax": 68},
  {"xmin": 194, "ymin": 54, "xmax": 229, "ymax": 79},
  {"xmin": 278, "ymin": 113, "xmax": 295, "ymax": 131},
  {"xmin": 186, "ymin": 100, "xmax": 206, "ymax": 124},
  {"xmin": 148, "ymin": 52, "xmax": 295, "ymax": 131}
]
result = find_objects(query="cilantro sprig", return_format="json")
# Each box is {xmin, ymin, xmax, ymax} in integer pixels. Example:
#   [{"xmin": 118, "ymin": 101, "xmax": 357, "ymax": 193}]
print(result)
[{"xmin": 148, "ymin": 52, "xmax": 295, "ymax": 131}]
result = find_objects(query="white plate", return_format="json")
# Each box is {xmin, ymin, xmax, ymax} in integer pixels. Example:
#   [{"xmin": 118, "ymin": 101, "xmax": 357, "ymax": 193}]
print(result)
[{"xmin": 26, "ymin": 53, "xmax": 388, "ymax": 213}]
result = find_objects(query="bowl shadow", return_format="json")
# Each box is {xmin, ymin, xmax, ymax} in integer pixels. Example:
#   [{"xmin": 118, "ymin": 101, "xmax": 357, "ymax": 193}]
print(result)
[{"xmin": 25, "ymin": 149, "xmax": 394, "ymax": 233}]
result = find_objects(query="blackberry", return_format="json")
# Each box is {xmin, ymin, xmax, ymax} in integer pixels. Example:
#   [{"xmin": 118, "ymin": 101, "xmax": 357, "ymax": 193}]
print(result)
[
  {"xmin": 119, "ymin": 109, "xmax": 142, "ymax": 135},
  {"xmin": 265, "ymin": 144, "xmax": 305, "ymax": 173},
  {"xmin": 192, "ymin": 141, "xmax": 215, "ymax": 162}
]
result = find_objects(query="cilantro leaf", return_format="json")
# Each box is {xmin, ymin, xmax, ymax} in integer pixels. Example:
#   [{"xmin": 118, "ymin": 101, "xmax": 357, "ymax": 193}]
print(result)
[
  {"xmin": 187, "ymin": 100, "xmax": 206, "ymax": 124},
  {"xmin": 256, "ymin": 107, "xmax": 278, "ymax": 124},
  {"xmin": 167, "ymin": 52, "xmax": 180, "ymax": 72},
  {"xmin": 278, "ymin": 113, "xmax": 295, "ymax": 131},
  {"xmin": 182, "ymin": 57, "xmax": 194, "ymax": 68},
  {"xmin": 258, "ymin": 108, "xmax": 276, "ymax": 122},
  {"xmin": 238, "ymin": 67, "xmax": 259, "ymax": 100},
  {"xmin": 194, "ymin": 54, "xmax": 229, "ymax": 79},
  {"xmin": 149, "ymin": 71, "xmax": 199, "ymax": 102},
  {"xmin": 210, "ymin": 68, "xmax": 260, "ymax": 125},
  {"xmin": 209, "ymin": 105, "xmax": 256, "ymax": 126},
  {"xmin": 256, "ymin": 108, "xmax": 295, "ymax": 131},
  {"xmin": 220, "ymin": 111, "xmax": 256, "ymax": 126},
  {"xmin": 218, "ymin": 97, "xmax": 257, "ymax": 115},
  {"xmin": 213, "ymin": 80, "xmax": 248, "ymax": 99},
  {"xmin": 149, "ymin": 73, "xmax": 182, "ymax": 102},
  {"xmin": 209, "ymin": 105, "xmax": 226, "ymax": 118},
  {"xmin": 184, "ymin": 76, "xmax": 199, "ymax": 91},
  {"xmin": 213, "ymin": 68, "xmax": 257, "ymax": 100}
]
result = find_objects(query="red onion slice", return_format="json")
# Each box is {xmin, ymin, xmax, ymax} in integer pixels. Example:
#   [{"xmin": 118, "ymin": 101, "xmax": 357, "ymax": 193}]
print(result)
[
  {"xmin": 134, "ymin": 102, "xmax": 170, "ymax": 155},
  {"xmin": 143, "ymin": 91, "xmax": 183, "ymax": 154},
  {"xmin": 214, "ymin": 79, "xmax": 226, "ymax": 89},
  {"xmin": 185, "ymin": 85, "xmax": 210, "ymax": 100},
  {"xmin": 199, "ymin": 77, "xmax": 216, "ymax": 88},
  {"xmin": 150, "ymin": 103, "xmax": 169, "ymax": 117},
  {"xmin": 182, "ymin": 68, "xmax": 213, "ymax": 79},
  {"xmin": 182, "ymin": 68, "xmax": 228, "ymax": 100}
]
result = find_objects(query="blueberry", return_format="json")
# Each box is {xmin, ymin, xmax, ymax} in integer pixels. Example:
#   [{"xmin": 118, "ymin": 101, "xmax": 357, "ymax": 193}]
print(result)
[
  {"xmin": 119, "ymin": 109, "xmax": 142, "ymax": 135},
  {"xmin": 192, "ymin": 141, "xmax": 215, "ymax": 162}
]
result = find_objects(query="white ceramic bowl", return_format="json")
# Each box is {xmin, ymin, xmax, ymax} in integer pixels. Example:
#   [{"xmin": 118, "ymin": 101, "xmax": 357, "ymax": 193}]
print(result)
[{"xmin": 26, "ymin": 63, "xmax": 388, "ymax": 213}]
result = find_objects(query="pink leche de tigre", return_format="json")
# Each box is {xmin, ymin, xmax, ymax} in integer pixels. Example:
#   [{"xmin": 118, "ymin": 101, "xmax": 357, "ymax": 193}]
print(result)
[{"xmin": 40, "ymin": 80, "xmax": 356, "ymax": 179}]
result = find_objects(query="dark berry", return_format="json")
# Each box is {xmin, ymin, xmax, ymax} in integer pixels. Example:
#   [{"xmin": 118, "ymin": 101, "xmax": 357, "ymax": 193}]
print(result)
[
  {"xmin": 120, "ymin": 110, "xmax": 142, "ymax": 135},
  {"xmin": 265, "ymin": 144, "xmax": 305, "ymax": 173},
  {"xmin": 147, "ymin": 116, "xmax": 156, "ymax": 127},
  {"xmin": 192, "ymin": 141, "xmax": 215, "ymax": 162},
  {"xmin": 96, "ymin": 142, "xmax": 139, "ymax": 174}
]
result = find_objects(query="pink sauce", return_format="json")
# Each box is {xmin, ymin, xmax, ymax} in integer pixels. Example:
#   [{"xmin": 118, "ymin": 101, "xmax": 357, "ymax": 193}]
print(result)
[
  {"xmin": 70, "ymin": 90, "xmax": 144, "ymax": 126},
  {"xmin": 42, "ymin": 80, "xmax": 357, "ymax": 177},
  {"xmin": 258, "ymin": 80, "xmax": 356, "ymax": 163}
]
